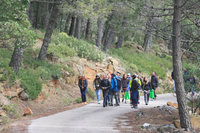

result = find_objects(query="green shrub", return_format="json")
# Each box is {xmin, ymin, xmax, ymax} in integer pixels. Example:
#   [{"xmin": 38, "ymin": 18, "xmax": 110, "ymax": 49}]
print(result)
[
  {"xmin": 130, "ymin": 64, "xmax": 138, "ymax": 73},
  {"xmin": 161, "ymin": 53, "xmax": 167, "ymax": 58},
  {"xmin": 2, "ymin": 103, "xmax": 18, "ymax": 119},
  {"xmin": 74, "ymin": 97, "xmax": 82, "ymax": 103},
  {"xmin": 50, "ymin": 32, "xmax": 106, "ymax": 62},
  {"xmin": 17, "ymin": 68, "xmax": 42, "ymax": 100},
  {"xmin": 123, "ymin": 41, "xmax": 133, "ymax": 48},
  {"xmin": 48, "ymin": 43, "xmax": 76, "ymax": 58},
  {"xmin": 87, "ymin": 88, "xmax": 96, "ymax": 100},
  {"xmin": 151, "ymin": 45, "xmax": 161, "ymax": 53},
  {"xmin": 165, "ymin": 55, "xmax": 172, "ymax": 61}
]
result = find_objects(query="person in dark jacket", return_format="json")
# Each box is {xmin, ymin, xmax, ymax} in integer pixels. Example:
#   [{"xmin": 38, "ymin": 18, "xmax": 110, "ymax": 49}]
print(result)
[
  {"xmin": 110, "ymin": 73, "xmax": 119, "ymax": 106},
  {"xmin": 100, "ymin": 75, "xmax": 111, "ymax": 107},
  {"xmin": 78, "ymin": 75, "xmax": 88, "ymax": 104},
  {"xmin": 171, "ymin": 71, "xmax": 176, "ymax": 92},
  {"xmin": 131, "ymin": 75, "xmax": 140, "ymax": 109},
  {"xmin": 142, "ymin": 77, "xmax": 152, "ymax": 105},
  {"xmin": 151, "ymin": 71, "xmax": 158, "ymax": 100},
  {"xmin": 184, "ymin": 68, "xmax": 190, "ymax": 82},
  {"xmin": 93, "ymin": 74, "xmax": 102, "ymax": 104},
  {"xmin": 121, "ymin": 74, "xmax": 129, "ymax": 103}
]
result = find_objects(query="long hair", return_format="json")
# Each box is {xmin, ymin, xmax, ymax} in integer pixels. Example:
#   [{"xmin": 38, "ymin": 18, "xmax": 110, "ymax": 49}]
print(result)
[
  {"xmin": 143, "ymin": 77, "xmax": 148, "ymax": 86},
  {"xmin": 123, "ymin": 74, "xmax": 127, "ymax": 79}
]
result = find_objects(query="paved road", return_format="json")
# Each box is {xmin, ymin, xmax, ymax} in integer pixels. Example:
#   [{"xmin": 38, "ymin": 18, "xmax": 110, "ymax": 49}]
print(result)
[{"xmin": 28, "ymin": 93, "xmax": 177, "ymax": 133}]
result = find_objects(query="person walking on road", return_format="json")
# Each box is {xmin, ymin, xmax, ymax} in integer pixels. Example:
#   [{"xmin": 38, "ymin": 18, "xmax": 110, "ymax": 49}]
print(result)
[
  {"xmin": 142, "ymin": 77, "xmax": 152, "ymax": 105},
  {"xmin": 130, "ymin": 75, "xmax": 140, "ymax": 109},
  {"xmin": 100, "ymin": 75, "xmax": 111, "ymax": 107},
  {"xmin": 93, "ymin": 74, "xmax": 102, "ymax": 104},
  {"xmin": 78, "ymin": 75, "xmax": 88, "ymax": 104},
  {"xmin": 116, "ymin": 72, "xmax": 122, "ymax": 103},
  {"xmin": 151, "ymin": 71, "xmax": 158, "ymax": 100},
  {"xmin": 110, "ymin": 73, "xmax": 120, "ymax": 106},
  {"xmin": 171, "ymin": 71, "xmax": 176, "ymax": 92},
  {"xmin": 121, "ymin": 74, "xmax": 129, "ymax": 103}
]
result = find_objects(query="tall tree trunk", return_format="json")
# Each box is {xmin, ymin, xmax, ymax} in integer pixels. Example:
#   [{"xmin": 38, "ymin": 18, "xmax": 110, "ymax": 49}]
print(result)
[
  {"xmin": 85, "ymin": 18, "xmax": 91, "ymax": 40},
  {"xmin": 35, "ymin": 2, "xmax": 41, "ymax": 29},
  {"xmin": 38, "ymin": 2, "xmax": 59, "ymax": 61},
  {"xmin": 64, "ymin": 13, "xmax": 71, "ymax": 33},
  {"xmin": 103, "ymin": 29, "xmax": 115, "ymax": 53},
  {"xmin": 28, "ymin": 1, "xmax": 34, "ymax": 26},
  {"xmin": 144, "ymin": 33, "xmax": 152, "ymax": 53},
  {"xmin": 172, "ymin": 0, "xmax": 192, "ymax": 131},
  {"xmin": 68, "ymin": 15, "xmax": 76, "ymax": 36},
  {"xmin": 96, "ymin": 16, "xmax": 104, "ymax": 49},
  {"xmin": 74, "ymin": 16, "xmax": 82, "ymax": 39},
  {"xmin": 43, "ymin": 2, "xmax": 49, "ymax": 29},
  {"xmin": 9, "ymin": 47, "xmax": 23, "ymax": 75},
  {"xmin": 116, "ymin": 17, "xmax": 127, "ymax": 48}
]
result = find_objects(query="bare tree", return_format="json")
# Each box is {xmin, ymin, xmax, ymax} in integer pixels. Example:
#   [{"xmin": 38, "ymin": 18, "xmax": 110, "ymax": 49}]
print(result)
[
  {"xmin": 172, "ymin": 0, "xmax": 193, "ymax": 131},
  {"xmin": 96, "ymin": 16, "xmax": 104, "ymax": 49},
  {"xmin": 38, "ymin": 2, "xmax": 59, "ymax": 60},
  {"xmin": 116, "ymin": 17, "xmax": 127, "ymax": 48}
]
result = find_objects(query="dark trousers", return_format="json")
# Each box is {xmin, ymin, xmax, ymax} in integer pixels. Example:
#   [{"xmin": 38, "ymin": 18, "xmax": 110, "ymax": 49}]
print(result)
[
  {"xmin": 131, "ymin": 89, "xmax": 138, "ymax": 105},
  {"xmin": 103, "ymin": 90, "xmax": 109, "ymax": 106},
  {"xmin": 144, "ymin": 91, "xmax": 150, "ymax": 104},
  {"xmin": 117, "ymin": 90, "xmax": 120, "ymax": 103},
  {"xmin": 107, "ymin": 93, "xmax": 110, "ymax": 102},
  {"xmin": 80, "ymin": 88, "xmax": 87, "ymax": 102},
  {"xmin": 110, "ymin": 91, "xmax": 119, "ymax": 105},
  {"xmin": 152, "ymin": 87, "xmax": 157, "ymax": 98}
]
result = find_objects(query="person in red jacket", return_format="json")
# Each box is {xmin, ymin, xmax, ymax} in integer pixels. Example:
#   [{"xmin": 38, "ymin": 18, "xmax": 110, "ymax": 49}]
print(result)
[{"xmin": 78, "ymin": 75, "xmax": 88, "ymax": 104}]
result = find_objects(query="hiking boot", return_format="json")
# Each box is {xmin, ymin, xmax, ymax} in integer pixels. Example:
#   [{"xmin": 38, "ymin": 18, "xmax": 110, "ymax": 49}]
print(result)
[
  {"xmin": 125, "ymin": 101, "xmax": 127, "ymax": 104},
  {"xmin": 131, "ymin": 105, "xmax": 135, "ymax": 108},
  {"xmin": 103, "ymin": 105, "xmax": 105, "ymax": 107},
  {"xmin": 109, "ymin": 104, "xmax": 113, "ymax": 106},
  {"xmin": 122, "ymin": 99, "xmax": 124, "ymax": 102},
  {"xmin": 134, "ymin": 106, "xmax": 138, "ymax": 109}
]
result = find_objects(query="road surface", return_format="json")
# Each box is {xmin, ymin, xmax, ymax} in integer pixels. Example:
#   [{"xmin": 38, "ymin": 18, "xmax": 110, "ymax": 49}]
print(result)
[{"xmin": 28, "ymin": 93, "xmax": 177, "ymax": 133}]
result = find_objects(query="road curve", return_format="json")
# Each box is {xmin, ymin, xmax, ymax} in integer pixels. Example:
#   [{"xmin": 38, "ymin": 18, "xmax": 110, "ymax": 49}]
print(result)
[{"xmin": 28, "ymin": 93, "xmax": 177, "ymax": 133}]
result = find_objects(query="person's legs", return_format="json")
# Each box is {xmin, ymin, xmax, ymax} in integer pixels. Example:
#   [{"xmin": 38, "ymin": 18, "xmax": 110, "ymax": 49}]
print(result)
[
  {"xmin": 107, "ymin": 92, "xmax": 110, "ymax": 104},
  {"xmin": 103, "ymin": 90, "xmax": 108, "ymax": 107},
  {"xmin": 153, "ymin": 88, "xmax": 157, "ymax": 99},
  {"xmin": 130, "ymin": 91, "xmax": 132, "ymax": 105},
  {"xmin": 137, "ymin": 90, "xmax": 140, "ymax": 104},
  {"xmin": 80, "ymin": 89, "xmax": 84, "ymax": 102},
  {"xmin": 147, "ymin": 93, "xmax": 150, "ymax": 104},
  {"xmin": 83, "ymin": 88, "xmax": 87, "ymax": 102},
  {"xmin": 173, "ymin": 80, "xmax": 176, "ymax": 92},
  {"xmin": 110, "ymin": 91, "xmax": 114, "ymax": 105},
  {"xmin": 191, "ymin": 84, "xmax": 195, "ymax": 96},
  {"xmin": 97, "ymin": 89, "xmax": 101, "ymax": 103},
  {"xmin": 114, "ymin": 91, "xmax": 119, "ymax": 105},
  {"xmin": 118, "ymin": 90, "xmax": 120, "ymax": 103},
  {"xmin": 144, "ymin": 91, "xmax": 147, "ymax": 105},
  {"xmin": 132, "ymin": 89, "xmax": 138, "ymax": 108}
]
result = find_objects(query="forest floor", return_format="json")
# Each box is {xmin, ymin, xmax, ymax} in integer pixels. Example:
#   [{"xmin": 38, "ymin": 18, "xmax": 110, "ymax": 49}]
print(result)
[{"xmin": 114, "ymin": 107, "xmax": 200, "ymax": 133}]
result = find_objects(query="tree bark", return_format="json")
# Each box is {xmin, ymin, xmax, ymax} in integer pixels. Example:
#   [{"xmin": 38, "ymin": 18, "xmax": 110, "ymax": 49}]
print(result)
[
  {"xmin": 9, "ymin": 47, "xmax": 23, "ymax": 75},
  {"xmin": 85, "ymin": 18, "xmax": 91, "ymax": 40},
  {"xmin": 68, "ymin": 15, "xmax": 76, "ymax": 36},
  {"xmin": 35, "ymin": 2, "xmax": 41, "ymax": 29},
  {"xmin": 172, "ymin": 0, "xmax": 193, "ymax": 131},
  {"xmin": 74, "ymin": 16, "xmax": 82, "ymax": 39},
  {"xmin": 116, "ymin": 17, "xmax": 127, "ymax": 48},
  {"xmin": 96, "ymin": 16, "xmax": 104, "ymax": 49},
  {"xmin": 64, "ymin": 13, "xmax": 71, "ymax": 33},
  {"xmin": 103, "ymin": 29, "xmax": 115, "ymax": 53},
  {"xmin": 43, "ymin": 2, "xmax": 49, "ymax": 29},
  {"xmin": 28, "ymin": 1, "xmax": 34, "ymax": 26},
  {"xmin": 38, "ymin": 2, "xmax": 59, "ymax": 61}
]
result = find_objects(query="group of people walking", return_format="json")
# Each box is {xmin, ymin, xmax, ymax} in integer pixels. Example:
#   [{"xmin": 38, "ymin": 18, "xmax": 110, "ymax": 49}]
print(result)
[{"xmin": 78, "ymin": 71, "xmax": 159, "ymax": 109}]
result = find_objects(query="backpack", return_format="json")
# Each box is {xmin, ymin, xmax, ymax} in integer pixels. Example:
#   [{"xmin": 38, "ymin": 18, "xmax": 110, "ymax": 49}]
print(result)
[{"xmin": 116, "ymin": 78, "xmax": 121, "ymax": 90}]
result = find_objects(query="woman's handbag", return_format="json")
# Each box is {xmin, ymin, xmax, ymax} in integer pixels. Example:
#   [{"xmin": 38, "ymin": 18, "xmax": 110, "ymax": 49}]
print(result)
[
  {"xmin": 150, "ymin": 89, "xmax": 155, "ymax": 99},
  {"xmin": 125, "ymin": 91, "xmax": 130, "ymax": 100}
]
